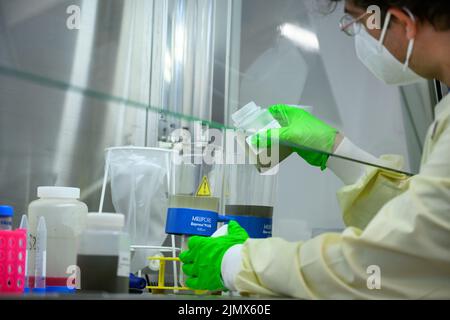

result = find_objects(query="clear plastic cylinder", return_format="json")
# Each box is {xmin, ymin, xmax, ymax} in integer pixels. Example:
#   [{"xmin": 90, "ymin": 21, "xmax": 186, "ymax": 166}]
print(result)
[
  {"xmin": 222, "ymin": 163, "xmax": 278, "ymax": 238},
  {"xmin": 168, "ymin": 153, "xmax": 223, "ymax": 213}
]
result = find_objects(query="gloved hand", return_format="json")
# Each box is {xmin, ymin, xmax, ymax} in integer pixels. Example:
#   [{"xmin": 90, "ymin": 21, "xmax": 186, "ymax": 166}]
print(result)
[
  {"xmin": 179, "ymin": 221, "xmax": 249, "ymax": 291},
  {"xmin": 252, "ymin": 104, "xmax": 338, "ymax": 170}
]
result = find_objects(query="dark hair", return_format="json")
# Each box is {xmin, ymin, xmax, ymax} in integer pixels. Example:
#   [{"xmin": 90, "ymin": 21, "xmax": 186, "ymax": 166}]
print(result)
[{"xmin": 330, "ymin": 0, "xmax": 450, "ymax": 30}]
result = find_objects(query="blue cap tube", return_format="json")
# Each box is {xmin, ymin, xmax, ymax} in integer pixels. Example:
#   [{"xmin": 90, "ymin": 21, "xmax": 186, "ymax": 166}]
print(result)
[{"xmin": 0, "ymin": 205, "xmax": 13, "ymax": 230}]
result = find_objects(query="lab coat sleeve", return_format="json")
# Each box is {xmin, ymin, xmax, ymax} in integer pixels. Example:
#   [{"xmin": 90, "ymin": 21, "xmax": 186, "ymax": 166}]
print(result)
[
  {"xmin": 327, "ymin": 137, "xmax": 381, "ymax": 185},
  {"xmin": 337, "ymin": 154, "xmax": 410, "ymax": 230},
  {"xmin": 326, "ymin": 137, "xmax": 410, "ymax": 230},
  {"xmin": 233, "ymin": 113, "xmax": 450, "ymax": 299}
]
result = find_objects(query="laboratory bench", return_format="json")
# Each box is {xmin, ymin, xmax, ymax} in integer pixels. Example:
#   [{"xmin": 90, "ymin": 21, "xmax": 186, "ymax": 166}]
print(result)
[{"xmin": 1, "ymin": 292, "xmax": 285, "ymax": 300}]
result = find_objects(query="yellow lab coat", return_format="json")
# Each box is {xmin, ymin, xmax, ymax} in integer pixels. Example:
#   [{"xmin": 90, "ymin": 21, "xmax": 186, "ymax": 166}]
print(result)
[{"xmin": 234, "ymin": 94, "xmax": 450, "ymax": 299}]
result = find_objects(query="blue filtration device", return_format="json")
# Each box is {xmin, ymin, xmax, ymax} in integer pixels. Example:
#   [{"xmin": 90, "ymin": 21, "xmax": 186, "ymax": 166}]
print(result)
[
  {"xmin": 165, "ymin": 208, "xmax": 227, "ymax": 237},
  {"xmin": 224, "ymin": 205, "xmax": 273, "ymax": 239},
  {"xmin": 165, "ymin": 205, "xmax": 273, "ymax": 238},
  {"xmin": 225, "ymin": 215, "xmax": 272, "ymax": 238}
]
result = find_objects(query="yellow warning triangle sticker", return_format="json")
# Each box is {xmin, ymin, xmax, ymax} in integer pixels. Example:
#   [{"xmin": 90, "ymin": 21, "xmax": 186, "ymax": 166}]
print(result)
[{"xmin": 196, "ymin": 176, "xmax": 212, "ymax": 197}]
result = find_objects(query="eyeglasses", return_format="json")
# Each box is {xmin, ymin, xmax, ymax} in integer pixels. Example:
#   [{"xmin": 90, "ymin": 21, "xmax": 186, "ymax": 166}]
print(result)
[{"xmin": 339, "ymin": 12, "xmax": 370, "ymax": 37}]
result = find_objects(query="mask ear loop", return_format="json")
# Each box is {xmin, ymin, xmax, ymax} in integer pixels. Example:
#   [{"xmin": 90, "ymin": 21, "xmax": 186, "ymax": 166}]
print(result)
[
  {"xmin": 403, "ymin": 7, "xmax": 416, "ymax": 71},
  {"xmin": 377, "ymin": 11, "xmax": 392, "ymax": 52}
]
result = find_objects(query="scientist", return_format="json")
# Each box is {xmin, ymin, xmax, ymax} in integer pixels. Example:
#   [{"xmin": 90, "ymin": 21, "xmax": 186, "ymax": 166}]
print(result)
[{"xmin": 180, "ymin": 0, "xmax": 450, "ymax": 299}]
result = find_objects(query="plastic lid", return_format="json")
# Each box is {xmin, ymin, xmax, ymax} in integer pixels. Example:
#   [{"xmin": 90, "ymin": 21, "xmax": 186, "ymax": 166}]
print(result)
[
  {"xmin": 37, "ymin": 187, "xmax": 80, "ymax": 199},
  {"xmin": 87, "ymin": 213, "xmax": 125, "ymax": 230},
  {"xmin": 231, "ymin": 101, "xmax": 260, "ymax": 126},
  {"xmin": 0, "ymin": 205, "xmax": 13, "ymax": 217}
]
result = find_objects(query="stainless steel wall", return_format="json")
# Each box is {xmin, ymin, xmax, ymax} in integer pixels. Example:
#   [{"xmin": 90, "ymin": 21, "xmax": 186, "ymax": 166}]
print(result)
[{"xmin": 0, "ymin": 0, "xmax": 150, "ymax": 225}]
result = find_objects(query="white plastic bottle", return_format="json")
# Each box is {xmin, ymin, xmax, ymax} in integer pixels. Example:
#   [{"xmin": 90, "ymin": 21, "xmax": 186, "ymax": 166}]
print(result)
[
  {"xmin": 232, "ymin": 102, "xmax": 314, "ymax": 172},
  {"xmin": 232, "ymin": 102, "xmax": 287, "ymax": 172},
  {"xmin": 77, "ymin": 213, "xmax": 130, "ymax": 293},
  {"xmin": 232, "ymin": 102, "xmax": 281, "ymax": 149},
  {"xmin": 28, "ymin": 187, "xmax": 88, "ymax": 287}
]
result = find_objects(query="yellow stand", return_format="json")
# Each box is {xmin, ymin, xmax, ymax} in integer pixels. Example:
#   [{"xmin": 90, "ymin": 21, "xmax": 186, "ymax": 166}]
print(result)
[{"xmin": 146, "ymin": 256, "xmax": 207, "ymax": 295}]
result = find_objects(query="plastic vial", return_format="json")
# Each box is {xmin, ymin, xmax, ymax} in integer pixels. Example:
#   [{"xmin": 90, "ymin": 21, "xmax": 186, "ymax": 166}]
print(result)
[
  {"xmin": 19, "ymin": 214, "xmax": 30, "ymax": 289},
  {"xmin": 34, "ymin": 216, "xmax": 47, "ymax": 289},
  {"xmin": 77, "ymin": 213, "xmax": 130, "ymax": 293},
  {"xmin": 0, "ymin": 205, "xmax": 13, "ymax": 230}
]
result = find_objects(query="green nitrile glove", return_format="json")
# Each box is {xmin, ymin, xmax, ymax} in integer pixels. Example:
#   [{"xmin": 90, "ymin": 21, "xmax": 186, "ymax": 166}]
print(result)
[
  {"xmin": 252, "ymin": 104, "xmax": 338, "ymax": 170},
  {"xmin": 179, "ymin": 221, "xmax": 249, "ymax": 291}
]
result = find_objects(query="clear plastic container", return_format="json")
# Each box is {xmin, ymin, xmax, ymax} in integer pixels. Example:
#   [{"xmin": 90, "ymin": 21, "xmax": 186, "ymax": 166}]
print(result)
[
  {"xmin": 232, "ymin": 102, "xmax": 287, "ymax": 172},
  {"xmin": 166, "ymin": 153, "xmax": 223, "ymax": 237},
  {"xmin": 77, "ymin": 213, "xmax": 130, "ymax": 293},
  {"xmin": 232, "ymin": 102, "xmax": 314, "ymax": 172},
  {"xmin": 232, "ymin": 102, "xmax": 281, "ymax": 156},
  {"xmin": 222, "ymin": 163, "xmax": 278, "ymax": 237},
  {"xmin": 170, "ymin": 153, "xmax": 223, "ymax": 202},
  {"xmin": 232, "ymin": 101, "xmax": 281, "ymax": 135},
  {"xmin": 28, "ymin": 187, "xmax": 88, "ymax": 287}
]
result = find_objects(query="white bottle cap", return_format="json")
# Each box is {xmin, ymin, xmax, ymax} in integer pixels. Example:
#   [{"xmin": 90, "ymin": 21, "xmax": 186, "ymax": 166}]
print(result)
[
  {"xmin": 37, "ymin": 186, "xmax": 80, "ymax": 199},
  {"xmin": 87, "ymin": 213, "xmax": 125, "ymax": 230}
]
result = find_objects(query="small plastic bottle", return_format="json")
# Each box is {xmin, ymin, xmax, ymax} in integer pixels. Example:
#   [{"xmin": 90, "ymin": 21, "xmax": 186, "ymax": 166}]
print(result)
[
  {"xmin": 28, "ymin": 187, "xmax": 88, "ymax": 287},
  {"xmin": 232, "ymin": 102, "xmax": 281, "ymax": 139},
  {"xmin": 232, "ymin": 102, "xmax": 315, "ymax": 172},
  {"xmin": 77, "ymin": 213, "xmax": 130, "ymax": 293},
  {"xmin": 0, "ymin": 205, "xmax": 13, "ymax": 230},
  {"xmin": 232, "ymin": 102, "xmax": 289, "ymax": 171}
]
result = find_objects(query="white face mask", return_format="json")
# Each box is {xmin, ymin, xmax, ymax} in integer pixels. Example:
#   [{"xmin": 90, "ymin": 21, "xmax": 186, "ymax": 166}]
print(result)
[{"xmin": 355, "ymin": 9, "xmax": 424, "ymax": 85}]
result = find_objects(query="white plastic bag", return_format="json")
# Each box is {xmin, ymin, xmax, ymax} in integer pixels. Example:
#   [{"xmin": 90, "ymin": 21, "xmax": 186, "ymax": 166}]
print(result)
[{"xmin": 106, "ymin": 147, "xmax": 172, "ymax": 272}]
